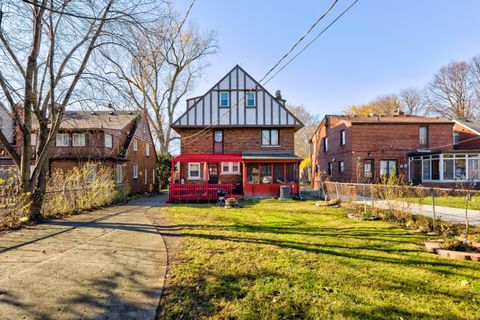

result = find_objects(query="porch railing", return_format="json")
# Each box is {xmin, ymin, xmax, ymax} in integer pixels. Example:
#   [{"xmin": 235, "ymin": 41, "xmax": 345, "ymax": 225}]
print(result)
[{"xmin": 170, "ymin": 183, "xmax": 233, "ymax": 201}]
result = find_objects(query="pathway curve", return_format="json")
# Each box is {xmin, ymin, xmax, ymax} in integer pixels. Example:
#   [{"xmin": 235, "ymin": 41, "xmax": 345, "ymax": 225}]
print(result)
[{"xmin": 0, "ymin": 195, "xmax": 168, "ymax": 320}]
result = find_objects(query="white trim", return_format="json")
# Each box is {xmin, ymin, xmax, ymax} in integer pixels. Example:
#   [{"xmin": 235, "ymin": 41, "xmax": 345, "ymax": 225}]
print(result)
[
  {"xmin": 453, "ymin": 120, "xmax": 480, "ymax": 136},
  {"xmin": 221, "ymin": 162, "xmax": 241, "ymax": 175},
  {"xmin": 56, "ymin": 133, "xmax": 69, "ymax": 147},
  {"xmin": 145, "ymin": 143, "xmax": 150, "ymax": 156},
  {"xmin": 133, "ymin": 139, "xmax": 138, "ymax": 151},
  {"xmin": 105, "ymin": 134, "xmax": 113, "ymax": 148},
  {"xmin": 115, "ymin": 164, "xmax": 123, "ymax": 183},
  {"xmin": 133, "ymin": 162, "xmax": 139, "ymax": 179},
  {"xmin": 188, "ymin": 162, "xmax": 201, "ymax": 180},
  {"xmin": 246, "ymin": 92, "xmax": 256, "ymax": 107}
]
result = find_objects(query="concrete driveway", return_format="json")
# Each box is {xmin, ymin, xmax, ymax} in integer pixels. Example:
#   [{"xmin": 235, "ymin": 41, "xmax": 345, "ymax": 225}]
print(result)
[{"xmin": 0, "ymin": 195, "xmax": 168, "ymax": 320}]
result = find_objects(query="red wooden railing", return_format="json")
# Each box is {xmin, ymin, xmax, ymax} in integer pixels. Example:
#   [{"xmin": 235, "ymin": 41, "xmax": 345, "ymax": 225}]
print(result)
[{"xmin": 169, "ymin": 183, "xmax": 233, "ymax": 202}]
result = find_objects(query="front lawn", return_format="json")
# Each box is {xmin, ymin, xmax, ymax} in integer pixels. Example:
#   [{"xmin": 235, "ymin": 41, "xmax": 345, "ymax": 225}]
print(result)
[{"xmin": 157, "ymin": 200, "xmax": 480, "ymax": 320}]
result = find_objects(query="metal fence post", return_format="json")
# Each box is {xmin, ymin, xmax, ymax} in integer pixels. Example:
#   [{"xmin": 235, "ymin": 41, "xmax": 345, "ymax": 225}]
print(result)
[
  {"xmin": 466, "ymin": 192, "xmax": 471, "ymax": 237},
  {"xmin": 431, "ymin": 189, "xmax": 436, "ymax": 232}
]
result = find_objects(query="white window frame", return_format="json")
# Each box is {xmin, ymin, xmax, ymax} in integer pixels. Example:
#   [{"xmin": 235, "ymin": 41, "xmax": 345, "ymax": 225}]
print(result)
[
  {"xmin": 340, "ymin": 130, "xmax": 346, "ymax": 146},
  {"xmin": 221, "ymin": 162, "xmax": 241, "ymax": 175},
  {"xmin": 105, "ymin": 134, "xmax": 113, "ymax": 148},
  {"xmin": 133, "ymin": 139, "xmax": 138, "ymax": 151},
  {"xmin": 56, "ymin": 133, "xmax": 69, "ymax": 147},
  {"xmin": 145, "ymin": 143, "xmax": 150, "ymax": 156},
  {"xmin": 133, "ymin": 162, "xmax": 139, "ymax": 179},
  {"xmin": 339, "ymin": 161, "xmax": 345, "ymax": 173},
  {"xmin": 453, "ymin": 132, "xmax": 460, "ymax": 145},
  {"xmin": 115, "ymin": 164, "xmax": 123, "ymax": 183},
  {"xmin": 188, "ymin": 162, "xmax": 201, "ymax": 180},
  {"xmin": 72, "ymin": 133, "xmax": 86, "ymax": 147},
  {"xmin": 220, "ymin": 91, "xmax": 230, "ymax": 107},
  {"xmin": 246, "ymin": 92, "xmax": 256, "ymax": 107}
]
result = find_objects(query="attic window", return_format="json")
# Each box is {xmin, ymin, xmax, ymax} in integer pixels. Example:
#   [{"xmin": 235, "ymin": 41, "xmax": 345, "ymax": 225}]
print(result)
[
  {"xmin": 246, "ymin": 92, "xmax": 256, "ymax": 107},
  {"xmin": 220, "ymin": 92, "xmax": 230, "ymax": 107}
]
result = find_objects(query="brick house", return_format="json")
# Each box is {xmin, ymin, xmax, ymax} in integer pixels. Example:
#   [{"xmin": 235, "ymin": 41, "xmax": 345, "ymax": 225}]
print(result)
[
  {"xmin": 1, "ymin": 109, "xmax": 157, "ymax": 194},
  {"xmin": 169, "ymin": 65, "xmax": 304, "ymax": 201},
  {"xmin": 310, "ymin": 113, "xmax": 455, "ymax": 187},
  {"xmin": 0, "ymin": 103, "xmax": 15, "ymax": 166}
]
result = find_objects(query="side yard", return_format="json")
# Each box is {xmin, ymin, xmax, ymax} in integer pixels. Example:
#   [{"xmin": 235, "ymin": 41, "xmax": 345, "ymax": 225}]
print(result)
[{"xmin": 156, "ymin": 200, "xmax": 480, "ymax": 320}]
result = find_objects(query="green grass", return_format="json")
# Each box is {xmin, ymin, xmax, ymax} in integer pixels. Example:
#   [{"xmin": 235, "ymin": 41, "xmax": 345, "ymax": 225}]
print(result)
[
  {"xmin": 158, "ymin": 200, "xmax": 480, "ymax": 320},
  {"xmin": 402, "ymin": 195, "xmax": 480, "ymax": 210}
]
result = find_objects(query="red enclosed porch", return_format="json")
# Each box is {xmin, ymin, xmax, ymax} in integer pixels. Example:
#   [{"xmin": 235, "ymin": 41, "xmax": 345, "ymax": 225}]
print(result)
[{"xmin": 169, "ymin": 152, "xmax": 302, "ymax": 202}]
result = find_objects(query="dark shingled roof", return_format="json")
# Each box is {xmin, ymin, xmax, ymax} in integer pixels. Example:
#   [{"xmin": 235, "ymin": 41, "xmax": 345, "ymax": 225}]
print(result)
[
  {"xmin": 332, "ymin": 114, "xmax": 453, "ymax": 124},
  {"xmin": 455, "ymin": 119, "xmax": 480, "ymax": 134},
  {"xmin": 32, "ymin": 111, "xmax": 139, "ymax": 130}
]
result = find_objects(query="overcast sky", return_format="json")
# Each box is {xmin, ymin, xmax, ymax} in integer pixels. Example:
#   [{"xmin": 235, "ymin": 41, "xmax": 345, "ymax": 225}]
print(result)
[{"xmin": 175, "ymin": 0, "xmax": 480, "ymax": 117}]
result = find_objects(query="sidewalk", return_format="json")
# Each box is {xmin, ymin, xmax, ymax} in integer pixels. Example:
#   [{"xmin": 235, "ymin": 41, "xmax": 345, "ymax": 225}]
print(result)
[{"xmin": 0, "ymin": 195, "xmax": 168, "ymax": 320}]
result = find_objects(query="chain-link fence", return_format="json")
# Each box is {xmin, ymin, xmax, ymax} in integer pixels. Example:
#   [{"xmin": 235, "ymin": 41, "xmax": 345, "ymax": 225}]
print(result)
[{"xmin": 321, "ymin": 181, "xmax": 480, "ymax": 229}]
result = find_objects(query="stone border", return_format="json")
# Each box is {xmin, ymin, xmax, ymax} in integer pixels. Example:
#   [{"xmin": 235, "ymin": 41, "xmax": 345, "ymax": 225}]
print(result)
[
  {"xmin": 346, "ymin": 213, "xmax": 380, "ymax": 221},
  {"xmin": 425, "ymin": 241, "xmax": 480, "ymax": 262}
]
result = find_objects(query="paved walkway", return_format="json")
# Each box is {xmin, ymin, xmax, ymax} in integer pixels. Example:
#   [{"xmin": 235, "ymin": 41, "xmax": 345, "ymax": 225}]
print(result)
[
  {"xmin": 352, "ymin": 197, "xmax": 480, "ymax": 226},
  {"xmin": 0, "ymin": 195, "xmax": 168, "ymax": 320}
]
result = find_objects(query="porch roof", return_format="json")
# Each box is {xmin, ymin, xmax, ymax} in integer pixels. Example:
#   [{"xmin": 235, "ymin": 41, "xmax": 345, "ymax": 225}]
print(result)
[
  {"xmin": 172, "ymin": 154, "xmax": 242, "ymax": 163},
  {"xmin": 241, "ymin": 151, "xmax": 302, "ymax": 161}
]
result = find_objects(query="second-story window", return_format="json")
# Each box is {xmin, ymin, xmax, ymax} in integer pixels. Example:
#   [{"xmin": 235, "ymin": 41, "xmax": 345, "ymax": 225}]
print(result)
[
  {"xmin": 419, "ymin": 126, "xmax": 428, "ymax": 147},
  {"xmin": 339, "ymin": 161, "xmax": 345, "ymax": 173},
  {"xmin": 262, "ymin": 129, "xmax": 279, "ymax": 146},
  {"xmin": 133, "ymin": 139, "xmax": 138, "ymax": 151},
  {"xmin": 323, "ymin": 137, "xmax": 328, "ymax": 152},
  {"xmin": 56, "ymin": 133, "xmax": 69, "ymax": 147},
  {"xmin": 340, "ymin": 130, "xmax": 345, "ymax": 146},
  {"xmin": 145, "ymin": 143, "xmax": 150, "ymax": 156},
  {"xmin": 214, "ymin": 129, "xmax": 223, "ymax": 154},
  {"xmin": 328, "ymin": 162, "xmax": 333, "ymax": 176},
  {"xmin": 105, "ymin": 134, "xmax": 113, "ymax": 148},
  {"xmin": 133, "ymin": 162, "xmax": 139, "ymax": 179},
  {"xmin": 72, "ymin": 133, "xmax": 86, "ymax": 147},
  {"xmin": 453, "ymin": 132, "xmax": 460, "ymax": 145},
  {"xmin": 246, "ymin": 92, "xmax": 256, "ymax": 107},
  {"xmin": 220, "ymin": 91, "xmax": 230, "ymax": 107}
]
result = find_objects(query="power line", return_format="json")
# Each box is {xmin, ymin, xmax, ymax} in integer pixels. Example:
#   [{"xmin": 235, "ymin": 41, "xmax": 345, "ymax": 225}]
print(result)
[
  {"xmin": 263, "ymin": 0, "xmax": 360, "ymax": 86},
  {"xmin": 181, "ymin": 0, "xmax": 360, "ymax": 146},
  {"xmin": 258, "ymin": 0, "xmax": 339, "ymax": 84},
  {"xmin": 164, "ymin": 0, "xmax": 196, "ymax": 57}
]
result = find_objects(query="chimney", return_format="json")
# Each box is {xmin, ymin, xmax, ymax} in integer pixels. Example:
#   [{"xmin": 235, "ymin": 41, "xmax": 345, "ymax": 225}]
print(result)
[
  {"xmin": 393, "ymin": 109, "xmax": 404, "ymax": 116},
  {"xmin": 275, "ymin": 90, "xmax": 286, "ymax": 105}
]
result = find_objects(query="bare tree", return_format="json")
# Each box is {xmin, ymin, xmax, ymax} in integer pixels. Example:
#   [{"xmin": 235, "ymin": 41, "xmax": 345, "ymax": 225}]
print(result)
[
  {"xmin": 287, "ymin": 104, "xmax": 320, "ymax": 159},
  {"xmin": 399, "ymin": 87, "xmax": 426, "ymax": 115},
  {"xmin": 0, "ymin": 0, "xmax": 160, "ymax": 221},
  {"xmin": 426, "ymin": 61, "xmax": 475, "ymax": 120},
  {"xmin": 470, "ymin": 55, "xmax": 480, "ymax": 108},
  {"xmin": 101, "ymin": 11, "xmax": 217, "ymax": 153}
]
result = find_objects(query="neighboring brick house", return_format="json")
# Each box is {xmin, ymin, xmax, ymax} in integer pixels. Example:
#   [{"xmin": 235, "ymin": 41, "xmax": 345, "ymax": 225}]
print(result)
[
  {"xmin": 453, "ymin": 120, "xmax": 480, "ymax": 150},
  {"xmin": 169, "ymin": 65, "xmax": 304, "ymax": 201},
  {"xmin": 310, "ymin": 113, "xmax": 456, "ymax": 187},
  {"xmin": 0, "ymin": 103, "xmax": 15, "ymax": 167},
  {"xmin": 25, "ymin": 110, "xmax": 157, "ymax": 194}
]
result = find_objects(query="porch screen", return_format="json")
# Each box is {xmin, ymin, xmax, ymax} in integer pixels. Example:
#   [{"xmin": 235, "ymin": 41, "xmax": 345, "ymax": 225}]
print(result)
[
  {"xmin": 286, "ymin": 163, "xmax": 297, "ymax": 183},
  {"xmin": 273, "ymin": 163, "xmax": 285, "ymax": 184},
  {"xmin": 246, "ymin": 163, "xmax": 259, "ymax": 184},
  {"xmin": 260, "ymin": 163, "xmax": 272, "ymax": 184}
]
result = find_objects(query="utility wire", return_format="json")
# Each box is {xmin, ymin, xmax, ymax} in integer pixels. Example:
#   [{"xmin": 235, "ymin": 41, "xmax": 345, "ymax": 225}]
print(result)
[
  {"xmin": 263, "ymin": 0, "xmax": 360, "ymax": 86},
  {"xmin": 258, "ymin": 0, "xmax": 339, "ymax": 83},
  {"xmin": 181, "ymin": 0, "xmax": 360, "ymax": 146},
  {"xmin": 21, "ymin": 0, "xmax": 113, "ymax": 21}
]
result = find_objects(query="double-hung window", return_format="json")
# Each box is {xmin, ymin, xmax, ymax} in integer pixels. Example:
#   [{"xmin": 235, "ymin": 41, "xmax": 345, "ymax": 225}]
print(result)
[
  {"xmin": 220, "ymin": 91, "xmax": 230, "ymax": 107},
  {"xmin": 133, "ymin": 162, "xmax": 139, "ymax": 179},
  {"xmin": 339, "ymin": 161, "xmax": 345, "ymax": 173},
  {"xmin": 188, "ymin": 163, "xmax": 201, "ymax": 180},
  {"xmin": 419, "ymin": 126, "xmax": 428, "ymax": 147},
  {"xmin": 323, "ymin": 137, "xmax": 328, "ymax": 152},
  {"xmin": 72, "ymin": 133, "xmax": 86, "ymax": 147},
  {"xmin": 340, "ymin": 130, "xmax": 345, "ymax": 146},
  {"xmin": 328, "ymin": 162, "xmax": 333, "ymax": 176},
  {"xmin": 115, "ymin": 165, "xmax": 123, "ymax": 183},
  {"xmin": 221, "ymin": 162, "xmax": 241, "ymax": 174},
  {"xmin": 145, "ymin": 143, "xmax": 150, "ymax": 156},
  {"xmin": 133, "ymin": 139, "xmax": 138, "ymax": 151},
  {"xmin": 246, "ymin": 92, "xmax": 256, "ymax": 107},
  {"xmin": 105, "ymin": 134, "xmax": 113, "ymax": 148},
  {"xmin": 56, "ymin": 133, "xmax": 69, "ymax": 147},
  {"xmin": 453, "ymin": 132, "xmax": 460, "ymax": 145},
  {"xmin": 380, "ymin": 160, "xmax": 398, "ymax": 177},
  {"xmin": 144, "ymin": 168, "xmax": 148, "ymax": 185},
  {"xmin": 262, "ymin": 129, "xmax": 279, "ymax": 146}
]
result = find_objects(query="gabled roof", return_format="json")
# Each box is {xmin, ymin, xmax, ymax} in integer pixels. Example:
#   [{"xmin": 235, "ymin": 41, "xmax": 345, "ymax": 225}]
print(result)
[
  {"xmin": 454, "ymin": 119, "xmax": 480, "ymax": 135},
  {"xmin": 172, "ymin": 65, "xmax": 304, "ymax": 130},
  {"xmin": 32, "ymin": 111, "xmax": 139, "ymax": 131}
]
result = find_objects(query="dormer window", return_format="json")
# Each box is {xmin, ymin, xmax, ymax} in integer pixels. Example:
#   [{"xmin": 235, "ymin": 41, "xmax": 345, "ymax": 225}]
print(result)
[
  {"xmin": 56, "ymin": 133, "xmax": 69, "ymax": 147},
  {"xmin": 220, "ymin": 91, "xmax": 230, "ymax": 107},
  {"xmin": 246, "ymin": 92, "xmax": 256, "ymax": 107},
  {"xmin": 72, "ymin": 133, "xmax": 86, "ymax": 147},
  {"xmin": 105, "ymin": 134, "xmax": 113, "ymax": 148},
  {"xmin": 133, "ymin": 139, "xmax": 138, "ymax": 151}
]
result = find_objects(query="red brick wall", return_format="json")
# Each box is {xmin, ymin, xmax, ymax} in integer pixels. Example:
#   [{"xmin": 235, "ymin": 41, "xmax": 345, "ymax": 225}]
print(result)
[
  {"xmin": 453, "ymin": 123, "xmax": 480, "ymax": 150},
  {"xmin": 311, "ymin": 118, "xmax": 454, "ymax": 186},
  {"xmin": 177, "ymin": 128, "xmax": 295, "ymax": 154}
]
